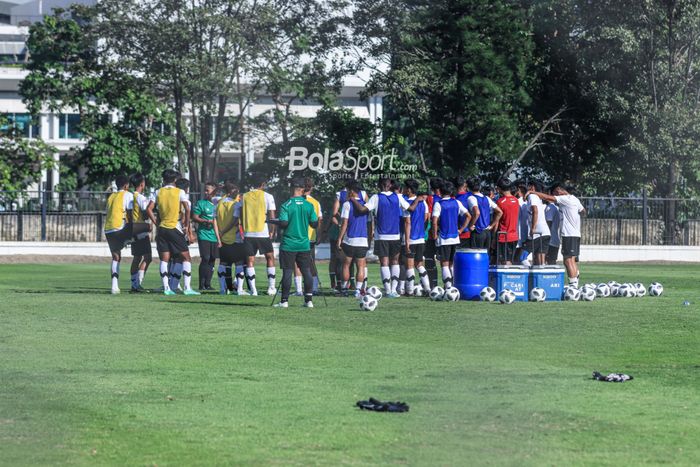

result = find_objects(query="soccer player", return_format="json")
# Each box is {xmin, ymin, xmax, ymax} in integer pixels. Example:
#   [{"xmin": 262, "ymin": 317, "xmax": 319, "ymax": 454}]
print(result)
[
  {"xmin": 216, "ymin": 180, "xmax": 247, "ymax": 295},
  {"xmin": 525, "ymin": 180, "xmax": 551, "ymax": 265},
  {"xmin": 104, "ymin": 174, "xmax": 134, "ymax": 294},
  {"xmin": 273, "ymin": 177, "xmax": 319, "ymax": 308},
  {"xmin": 495, "ymin": 179, "xmax": 520, "ymax": 264},
  {"xmin": 351, "ymin": 178, "xmax": 420, "ymax": 297},
  {"xmin": 147, "ymin": 169, "xmax": 199, "ymax": 296},
  {"xmin": 424, "ymin": 177, "xmax": 444, "ymax": 288},
  {"xmin": 168, "ymin": 178, "xmax": 195, "ymax": 292},
  {"xmin": 293, "ymin": 177, "xmax": 322, "ymax": 295},
  {"xmin": 327, "ymin": 212, "xmax": 341, "ymax": 290},
  {"xmin": 337, "ymin": 181, "xmax": 372, "ymax": 297},
  {"xmin": 240, "ymin": 177, "xmax": 277, "ymax": 296},
  {"xmin": 515, "ymin": 181, "xmax": 531, "ymax": 266},
  {"xmin": 431, "ymin": 181, "xmax": 470, "ymax": 289},
  {"xmin": 465, "ymin": 177, "xmax": 502, "ymax": 249},
  {"xmin": 545, "ymin": 196, "xmax": 561, "ymax": 265},
  {"xmin": 128, "ymin": 173, "xmax": 157, "ymax": 292},
  {"xmin": 402, "ymin": 179, "xmax": 430, "ymax": 295},
  {"xmin": 454, "ymin": 176, "xmax": 472, "ymax": 248},
  {"xmin": 331, "ymin": 178, "xmax": 368, "ymax": 290},
  {"xmin": 527, "ymin": 182, "xmax": 585, "ymax": 286},
  {"xmin": 192, "ymin": 181, "xmax": 221, "ymax": 291}
]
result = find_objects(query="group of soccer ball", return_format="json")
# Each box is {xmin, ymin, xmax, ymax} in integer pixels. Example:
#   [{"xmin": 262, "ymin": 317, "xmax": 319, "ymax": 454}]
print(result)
[
  {"xmin": 478, "ymin": 281, "xmax": 665, "ymax": 305},
  {"xmin": 358, "ymin": 285, "xmax": 462, "ymax": 311}
]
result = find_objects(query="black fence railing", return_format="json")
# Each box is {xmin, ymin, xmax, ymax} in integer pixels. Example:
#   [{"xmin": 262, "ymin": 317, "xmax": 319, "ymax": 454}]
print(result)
[{"xmin": 1, "ymin": 191, "xmax": 699, "ymax": 245}]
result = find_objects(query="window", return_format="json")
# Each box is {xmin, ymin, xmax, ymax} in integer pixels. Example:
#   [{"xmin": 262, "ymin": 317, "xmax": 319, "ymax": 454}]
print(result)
[
  {"xmin": 59, "ymin": 114, "xmax": 82, "ymax": 139},
  {"xmin": 1, "ymin": 113, "xmax": 40, "ymax": 138}
]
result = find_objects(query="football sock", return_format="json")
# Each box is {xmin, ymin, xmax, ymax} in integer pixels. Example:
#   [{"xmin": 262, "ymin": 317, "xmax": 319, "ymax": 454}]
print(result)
[
  {"xmin": 246, "ymin": 267, "xmax": 257, "ymax": 294},
  {"xmin": 406, "ymin": 268, "xmax": 415, "ymax": 294},
  {"xmin": 418, "ymin": 266, "xmax": 431, "ymax": 291},
  {"xmin": 329, "ymin": 272, "xmax": 337, "ymax": 289},
  {"xmin": 341, "ymin": 280, "xmax": 348, "ymax": 292},
  {"xmin": 169, "ymin": 263, "xmax": 183, "ymax": 291},
  {"xmin": 390, "ymin": 264, "xmax": 400, "ymax": 294},
  {"xmin": 442, "ymin": 266, "xmax": 453, "ymax": 289},
  {"xmin": 137, "ymin": 269, "xmax": 145, "ymax": 286},
  {"xmin": 111, "ymin": 260, "xmax": 119, "ymax": 290},
  {"xmin": 267, "ymin": 267, "xmax": 276, "ymax": 288},
  {"xmin": 313, "ymin": 276, "xmax": 319, "ymax": 292},
  {"xmin": 131, "ymin": 272, "xmax": 139, "ymax": 289},
  {"xmin": 218, "ymin": 265, "xmax": 227, "ymax": 294},
  {"xmin": 225, "ymin": 266, "xmax": 234, "ymax": 291},
  {"xmin": 570, "ymin": 275, "xmax": 579, "ymax": 287},
  {"xmin": 182, "ymin": 261, "xmax": 193, "ymax": 290},
  {"xmin": 381, "ymin": 266, "xmax": 391, "ymax": 293},
  {"xmin": 235, "ymin": 265, "xmax": 245, "ymax": 292},
  {"xmin": 160, "ymin": 261, "xmax": 169, "ymax": 290},
  {"xmin": 295, "ymin": 276, "xmax": 303, "ymax": 294},
  {"xmin": 363, "ymin": 267, "xmax": 368, "ymax": 290}
]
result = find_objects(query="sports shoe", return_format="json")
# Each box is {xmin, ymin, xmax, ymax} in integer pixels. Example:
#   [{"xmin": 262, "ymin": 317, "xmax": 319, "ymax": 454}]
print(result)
[
  {"xmin": 183, "ymin": 289, "xmax": 201, "ymax": 296},
  {"xmin": 354, "ymin": 289, "xmax": 364, "ymax": 299},
  {"xmin": 236, "ymin": 289, "xmax": 250, "ymax": 296},
  {"xmin": 130, "ymin": 286, "xmax": 148, "ymax": 293},
  {"xmin": 293, "ymin": 291, "xmax": 303, "ymax": 297},
  {"xmin": 267, "ymin": 286, "xmax": 277, "ymax": 296},
  {"xmin": 303, "ymin": 301, "xmax": 314, "ymax": 308},
  {"xmin": 273, "ymin": 301, "xmax": 289, "ymax": 308},
  {"xmin": 386, "ymin": 292, "xmax": 401, "ymax": 298},
  {"xmin": 250, "ymin": 291, "xmax": 258, "ymax": 296},
  {"xmin": 163, "ymin": 289, "xmax": 176, "ymax": 296},
  {"xmin": 111, "ymin": 288, "xmax": 120, "ymax": 295}
]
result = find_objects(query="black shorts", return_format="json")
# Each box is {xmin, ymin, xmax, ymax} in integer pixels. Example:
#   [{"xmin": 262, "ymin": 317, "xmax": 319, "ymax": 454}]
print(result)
[
  {"xmin": 546, "ymin": 244, "xmax": 560, "ymax": 263},
  {"xmin": 220, "ymin": 243, "xmax": 247, "ymax": 265},
  {"xmin": 401, "ymin": 243, "xmax": 425, "ymax": 262},
  {"xmin": 341, "ymin": 243, "xmax": 368, "ymax": 259},
  {"xmin": 561, "ymin": 237, "xmax": 581, "ymax": 258},
  {"xmin": 244, "ymin": 237, "xmax": 274, "ymax": 256},
  {"xmin": 470, "ymin": 230, "xmax": 492, "ymax": 249},
  {"xmin": 526, "ymin": 236, "xmax": 551, "ymax": 255},
  {"xmin": 131, "ymin": 236, "xmax": 152, "ymax": 257},
  {"xmin": 280, "ymin": 249, "xmax": 313, "ymax": 270},
  {"xmin": 105, "ymin": 227, "xmax": 131, "ymax": 253},
  {"xmin": 198, "ymin": 239, "xmax": 219, "ymax": 261},
  {"xmin": 156, "ymin": 227, "xmax": 189, "ymax": 254},
  {"xmin": 374, "ymin": 239, "xmax": 401, "ymax": 258},
  {"xmin": 424, "ymin": 238, "xmax": 437, "ymax": 259},
  {"xmin": 497, "ymin": 241, "xmax": 518, "ymax": 263},
  {"xmin": 436, "ymin": 244, "xmax": 458, "ymax": 263}
]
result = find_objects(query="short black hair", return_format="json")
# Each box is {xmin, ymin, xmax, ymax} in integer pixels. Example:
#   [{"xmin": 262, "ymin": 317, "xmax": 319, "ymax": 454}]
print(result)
[
  {"xmin": 130, "ymin": 173, "xmax": 145, "ymax": 188},
  {"xmin": 304, "ymin": 177, "xmax": 314, "ymax": 192},
  {"xmin": 441, "ymin": 181, "xmax": 455, "ymax": 196},
  {"xmin": 162, "ymin": 169, "xmax": 179, "ymax": 185},
  {"xmin": 390, "ymin": 178, "xmax": 400, "ymax": 192},
  {"xmin": 347, "ymin": 180, "xmax": 361, "ymax": 196},
  {"xmin": 204, "ymin": 181, "xmax": 217, "ymax": 188},
  {"xmin": 528, "ymin": 180, "xmax": 543, "ymax": 192},
  {"xmin": 377, "ymin": 177, "xmax": 392, "ymax": 192},
  {"xmin": 497, "ymin": 178, "xmax": 512, "ymax": 192},
  {"xmin": 430, "ymin": 177, "xmax": 444, "ymax": 192},
  {"xmin": 404, "ymin": 178, "xmax": 419, "ymax": 194},
  {"xmin": 344, "ymin": 178, "xmax": 358, "ymax": 189},
  {"xmin": 291, "ymin": 177, "xmax": 305, "ymax": 189},
  {"xmin": 175, "ymin": 177, "xmax": 190, "ymax": 191},
  {"xmin": 454, "ymin": 175, "xmax": 467, "ymax": 189},
  {"xmin": 515, "ymin": 180, "xmax": 527, "ymax": 195},
  {"xmin": 115, "ymin": 174, "xmax": 129, "ymax": 188},
  {"xmin": 466, "ymin": 177, "xmax": 481, "ymax": 192},
  {"xmin": 224, "ymin": 179, "xmax": 238, "ymax": 195},
  {"xmin": 483, "ymin": 185, "xmax": 494, "ymax": 197}
]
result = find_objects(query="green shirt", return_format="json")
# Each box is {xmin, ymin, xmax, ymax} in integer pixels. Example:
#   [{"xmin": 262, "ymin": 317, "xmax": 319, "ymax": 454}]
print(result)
[
  {"xmin": 193, "ymin": 199, "xmax": 218, "ymax": 242},
  {"xmin": 279, "ymin": 196, "xmax": 318, "ymax": 252}
]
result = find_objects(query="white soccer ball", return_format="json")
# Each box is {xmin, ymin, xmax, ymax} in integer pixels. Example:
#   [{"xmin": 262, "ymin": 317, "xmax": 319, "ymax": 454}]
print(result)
[
  {"xmin": 360, "ymin": 295, "xmax": 378, "ymax": 311},
  {"xmin": 618, "ymin": 284, "xmax": 635, "ymax": 298},
  {"xmin": 648, "ymin": 282, "xmax": 663, "ymax": 296},
  {"xmin": 581, "ymin": 286, "xmax": 596, "ymax": 301},
  {"xmin": 429, "ymin": 286, "xmax": 445, "ymax": 301},
  {"xmin": 634, "ymin": 282, "xmax": 646, "ymax": 297},
  {"xmin": 443, "ymin": 287, "xmax": 460, "ymax": 302},
  {"xmin": 366, "ymin": 286, "xmax": 383, "ymax": 300},
  {"xmin": 596, "ymin": 283, "xmax": 611, "ymax": 298},
  {"xmin": 411, "ymin": 285, "xmax": 423, "ymax": 297},
  {"xmin": 564, "ymin": 286, "xmax": 581, "ymax": 301},
  {"xmin": 499, "ymin": 289, "xmax": 516, "ymax": 304},
  {"xmin": 529, "ymin": 287, "xmax": 546, "ymax": 302},
  {"xmin": 480, "ymin": 286, "xmax": 497, "ymax": 302}
]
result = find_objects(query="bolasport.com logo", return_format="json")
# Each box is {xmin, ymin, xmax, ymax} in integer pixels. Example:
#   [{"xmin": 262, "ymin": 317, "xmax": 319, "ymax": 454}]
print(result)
[{"xmin": 286, "ymin": 146, "xmax": 417, "ymax": 179}]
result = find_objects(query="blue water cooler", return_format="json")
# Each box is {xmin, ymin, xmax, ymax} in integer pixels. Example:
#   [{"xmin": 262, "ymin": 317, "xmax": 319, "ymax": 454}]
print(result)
[
  {"xmin": 529, "ymin": 266, "xmax": 565, "ymax": 301},
  {"xmin": 489, "ymin": 266, "xmax": 530, "ymax": 302}
]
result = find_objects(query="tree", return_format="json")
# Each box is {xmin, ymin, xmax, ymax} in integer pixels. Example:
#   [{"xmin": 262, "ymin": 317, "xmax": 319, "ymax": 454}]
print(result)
[
  {"xmin": 0, "ymin": 116, "xmax": 56, "ymax": 194},
  {"xmin": 20, "ymin": 8, "xmax": 176, "ymax": 189}
]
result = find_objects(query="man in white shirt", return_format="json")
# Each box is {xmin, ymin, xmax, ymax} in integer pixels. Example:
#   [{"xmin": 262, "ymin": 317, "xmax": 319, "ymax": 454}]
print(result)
[
  {"xmin": 526, "ymin": 181, "xmax": 551, "ymax": 265},
  {"xmin": 527, "ymin": 183, "xmax": 585, "ymax": 287}
]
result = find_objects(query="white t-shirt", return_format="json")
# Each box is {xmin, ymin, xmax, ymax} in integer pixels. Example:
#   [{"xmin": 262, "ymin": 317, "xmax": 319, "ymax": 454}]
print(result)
[
  {"xmin": 466, "ymin": 192, "xmax": 497, "ymax": 211},
  {"xmin": 176, "ymin": 199, "xmax": 192, "ymax": 234},
  {"xmin": 232, "ymin": 201, "xmax": 245, "ymax": 243},
  {"xmin": 340, "ymin": 198, "xmax": 368, "ymax": 247},
  {"xmin": 555, "ymin": 194, "xmax": 585, "ymax": 237},
  {"xmin": 105, "ymin": 190, "xmax": 134, "ymax": 234},
  {"xmin": 244, "ymin": 191, "xmax": 276, "ymax": 238},
  {"xmin": 545, "ymin": 203, "xmax": 561, "ymax": 247},
  {"xmin": 401, "ymin": 196, "xmax": 429, "ymax": 245},
  {"xmin": 526, "ymin": 194, "xmax": 551, "ymax": 239},
  {"xmin": 432, "ymin": 197, "xmax": 468, "ymax": 246},
  {"xmin": 134, "ymin": 192, "xmax": 153, "ymax": 239},
  {"xmin": 365, "ymin": 191, "xmax": 411, "ymax": 241}
]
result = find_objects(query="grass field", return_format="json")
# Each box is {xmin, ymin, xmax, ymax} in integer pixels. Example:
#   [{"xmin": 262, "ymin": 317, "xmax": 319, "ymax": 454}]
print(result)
[{"xmin": 1, "ymin": 262, "xmax": 699, "ymax": 466}]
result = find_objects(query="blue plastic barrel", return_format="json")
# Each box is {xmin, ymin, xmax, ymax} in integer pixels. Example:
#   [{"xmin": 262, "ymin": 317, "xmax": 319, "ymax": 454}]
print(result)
[{"xmin": 453, "ymin": 248, "xmax": 489, "ymax": 300}]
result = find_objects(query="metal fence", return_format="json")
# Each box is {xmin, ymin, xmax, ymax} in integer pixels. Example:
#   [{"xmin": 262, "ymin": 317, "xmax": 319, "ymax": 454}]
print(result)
[{"xmin": 1, "ymin": 191, "xmax": 699, "ymax": 245}]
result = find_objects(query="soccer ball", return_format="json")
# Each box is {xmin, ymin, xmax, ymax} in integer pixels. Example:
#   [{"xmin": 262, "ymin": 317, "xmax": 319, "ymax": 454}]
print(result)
[
  {"xmin": 480, "ymin": 286, "xmax": 497, "ymax": 302},
  {"xmin": 360, "ymin": 295, "xmax": 378, "ymax": 311},
  {"xmin": 608, "ymin": 281, "xmax": 620, "ymax": 296},
  {"xmin": 634, "ymin": 282, "xmax": 646, "ymax": 297},
  {"xmin": 529, "ymin": 287, "xmax": 546, "ymax": 302},
  {"xmin": 581, "ymin": 286, "xmax": 596, "ymax": 301},
  {"xmin": 618, "ymin": 284, "xmax": 635, "ymax": 298},
  {"xmin": 564, "ymin": 287, "xmax": 581, "ymax": 301},
  {"xmin": 411, "ymin": 285, "xmax": 423, "ymax": 297},
  {"xmin": 648, "ymin": 282, "xmax": 664, "ymax": 296},
  {"xmin": 499, "ymin": 289, "xmax": 516, "ymax": 304},
  {"xmin": 366, "ymin": 286, "xmax": 383, "ymax": 300},
  {"xmin": 596, "ymin": 283, "xmax": 611, "ymax": 298},
  {"xmin": 429, "ymin": 286, "xmax": 445, "ymax": 301},
  {"xmin": 443, "ymin": 287, "xmax": 460, "ymax": 301}
]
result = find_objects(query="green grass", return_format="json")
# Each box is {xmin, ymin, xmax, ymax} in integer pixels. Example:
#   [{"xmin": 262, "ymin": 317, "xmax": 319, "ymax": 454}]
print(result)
[{"xmin": 0, "ymin": 263, "xmax": 699, "ymax": 466}]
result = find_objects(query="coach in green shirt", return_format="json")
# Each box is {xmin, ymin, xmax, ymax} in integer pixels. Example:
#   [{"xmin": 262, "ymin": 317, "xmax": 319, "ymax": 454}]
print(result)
[
  {"xmin": 192, "ymin": 182, "xmax": 221, "ymax": 290},
  {"xmin": 274, "ymin": 178, "xmax": 318, "ymax": 308}
]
